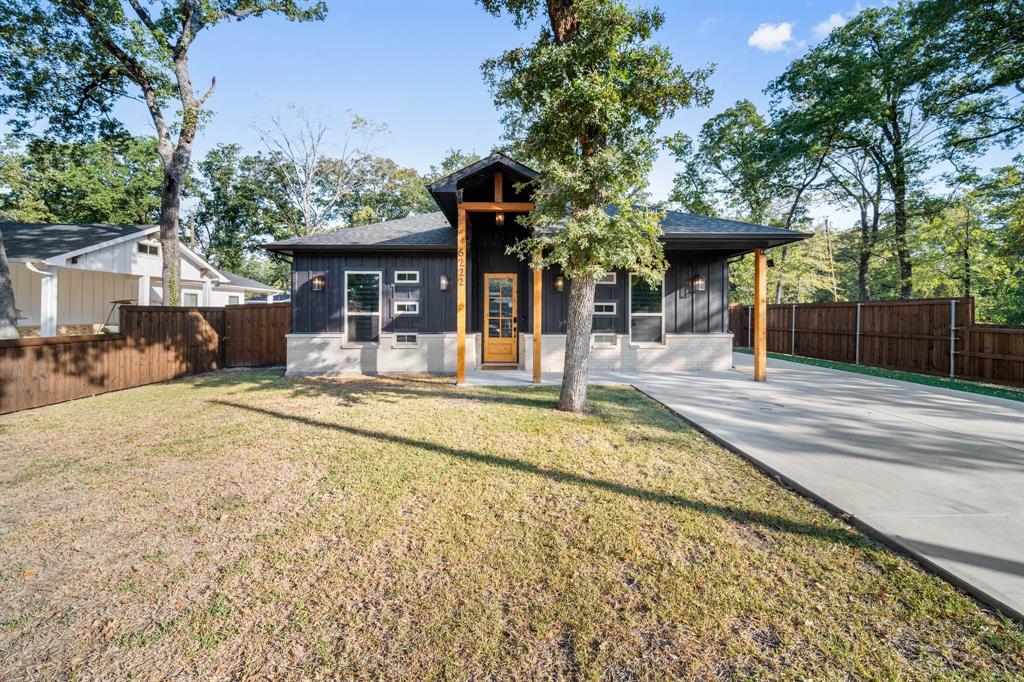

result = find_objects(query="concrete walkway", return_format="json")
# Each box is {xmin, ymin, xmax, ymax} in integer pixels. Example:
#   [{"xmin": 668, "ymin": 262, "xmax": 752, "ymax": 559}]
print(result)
[{"xmin": 465, "ymin": 355, "xmax": 1024, "ymax": 620}]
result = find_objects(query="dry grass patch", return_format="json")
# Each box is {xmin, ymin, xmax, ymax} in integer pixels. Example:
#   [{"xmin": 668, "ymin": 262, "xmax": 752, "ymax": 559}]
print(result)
[{"xmin": 0, "ymin": 369, "xmax": 1021, "ymax": 680}]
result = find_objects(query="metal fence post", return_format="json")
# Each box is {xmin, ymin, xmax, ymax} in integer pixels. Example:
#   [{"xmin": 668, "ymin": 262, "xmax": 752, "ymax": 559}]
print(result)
[
  {"xmin": 855, "ymin": 302, "xmax": 862, "ymax": 365},
  {"xmin": 791, "ymin": 304, "xmax": 797, "ymax": 355},
  {"xmin": 950, "ymin": 299, "xmax": 957, "ymax": 378},
  {"xmin": 747, "ymin": 305, "xmax": 752, "ymax": 348}
]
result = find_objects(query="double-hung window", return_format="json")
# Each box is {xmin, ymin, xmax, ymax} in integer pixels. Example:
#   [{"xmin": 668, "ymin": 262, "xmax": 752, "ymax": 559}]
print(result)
[
  {"xmin": 345, "ymin": 271, "xmax": 381, "ymax": 343},
  {"xmin": 629, "ymin": 274, "xmax": 664, "ymax": 344}
]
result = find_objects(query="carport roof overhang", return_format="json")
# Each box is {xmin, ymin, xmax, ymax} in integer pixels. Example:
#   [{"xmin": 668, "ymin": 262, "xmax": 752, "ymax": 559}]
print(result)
[{"xmin": 661, "ymin": 232, "xmax": 812, "ymax": 256}]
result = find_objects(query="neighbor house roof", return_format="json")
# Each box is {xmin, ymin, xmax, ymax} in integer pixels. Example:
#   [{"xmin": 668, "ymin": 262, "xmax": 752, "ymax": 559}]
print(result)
[
  {"xmin": 264, "ymin": 208, "xmax": 808, "ymax": 255},
  {"xmin": 0, "ymin": 222, "xmax": 156, "ymax": 261},
  {"xmin": 219, "ymin": 270, "xmax": 281, "ymax": 293}
]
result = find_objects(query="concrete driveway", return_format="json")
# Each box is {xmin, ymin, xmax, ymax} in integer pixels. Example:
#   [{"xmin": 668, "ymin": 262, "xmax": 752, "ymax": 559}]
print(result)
[
  {"xmin": 632, "ymin": 354, "xmax": 1024, "ymax": 621},
  {"xmin": 467, "ymin": 354, "xmax": 1024, "ymax": 620}
]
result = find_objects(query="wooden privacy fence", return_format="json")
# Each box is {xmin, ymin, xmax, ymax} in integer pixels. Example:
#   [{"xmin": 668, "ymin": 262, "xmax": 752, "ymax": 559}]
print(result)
[
  {"xmin": 0, "ymin": 303, "xmax": 291, "ymax": 415},
  {"xmin": 729, "ymin": 298, "xmax": 1024, "ymax": 387}
]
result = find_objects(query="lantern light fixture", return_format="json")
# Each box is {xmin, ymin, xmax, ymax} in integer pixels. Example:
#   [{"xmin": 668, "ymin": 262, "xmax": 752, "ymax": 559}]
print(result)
[
  {"xmin": 440, "ymin": 274, "xmax": 450, "ymax": 291},
  {"xmin": 312, "ymin": 274, "xmax": 327, "ymax": 292},
  {"xmin": 495, "ymin": 212, "xmax": 505, "ymax": 226},
  {"xmin": 554, "ymin": 275, "xmax": 566, "ymax": 293},
  {"xmin": 691, "ymin": 273, "xmax": 706, "ymax": 292}
]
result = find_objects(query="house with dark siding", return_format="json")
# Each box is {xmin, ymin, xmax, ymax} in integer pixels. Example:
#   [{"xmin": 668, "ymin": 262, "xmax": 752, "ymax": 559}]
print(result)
[{"xmin": 265, "ymin": 153, "xmax": 806, "ymax": 381}]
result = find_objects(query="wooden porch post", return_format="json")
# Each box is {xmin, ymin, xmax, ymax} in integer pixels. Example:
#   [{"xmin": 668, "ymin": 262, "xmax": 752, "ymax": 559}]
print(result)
[
  {"xmin": 533, "ymin": 254, "xmax": 542, "ymax": 384},
  {"xmin": 753, "ymin": 247, "xmax": 767, "ymax": 381},
  {"xmin": 456, "ymin": 206, "xmax": 467, "ymax": 384}
]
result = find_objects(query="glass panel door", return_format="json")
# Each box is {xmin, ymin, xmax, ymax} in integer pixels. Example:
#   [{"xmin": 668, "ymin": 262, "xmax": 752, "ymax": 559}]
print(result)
[{"xmin": 483, "ymin": 273, "xmax": 518, "ymax": 363}]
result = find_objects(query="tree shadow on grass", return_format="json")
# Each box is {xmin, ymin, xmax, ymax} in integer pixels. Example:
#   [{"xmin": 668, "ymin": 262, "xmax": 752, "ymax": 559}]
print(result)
[{"xmin": 210, "ymin": 398, "xmax": 873, "ymax": 551}]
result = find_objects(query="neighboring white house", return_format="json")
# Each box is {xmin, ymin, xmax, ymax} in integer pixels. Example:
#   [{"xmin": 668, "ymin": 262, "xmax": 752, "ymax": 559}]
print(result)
[{"xmin": 2, "ymin": 222, "xmax": 282, "ymax": 337}]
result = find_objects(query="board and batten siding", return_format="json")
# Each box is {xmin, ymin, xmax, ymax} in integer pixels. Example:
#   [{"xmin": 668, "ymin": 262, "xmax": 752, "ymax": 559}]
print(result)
[
  {"xmin": 10, "ymin": 261, "xmax": 138, "ymax": 327},
  {"xmin": 292, "ymin": 249, "xmax": 730, "ymax": 339},
  {"xmin": 291, "ymin": 253, "xmax": 457, "ymax": 335},
  {"xmin": 540, "ymin": 250, "xmax": 731, "ymax": 335}
]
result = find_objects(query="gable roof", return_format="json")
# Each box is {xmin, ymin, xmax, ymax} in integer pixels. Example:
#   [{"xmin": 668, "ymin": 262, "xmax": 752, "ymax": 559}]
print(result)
[
  {"xmin": 264, "ymin": 208, "xmax": 809, "ymax": 255},
  {"xmin": 427, "ymin": 152, "xmax": 541, "ymax": 228},
  {"xmin": 219, "ymin": 270, "xmax": 281, "ymax": 292},
  {"xmin": 0, "ymin": 222, "xmax": 155, "ymax": 261}
]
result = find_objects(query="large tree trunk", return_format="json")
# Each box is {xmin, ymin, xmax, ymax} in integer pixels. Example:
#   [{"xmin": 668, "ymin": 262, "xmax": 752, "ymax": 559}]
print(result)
[
  {"xmin": 888, "ymin": 117, "xmax": 912, "ymax": 299},
  {"xmin": 546, "ymin": 0, "xmax": 579, "ymax": 43},
  {"xmin": 159, "ymin": 161, "xmax": 185, "ymax": 305},
  {"xmin": 857, "ymin": 204, "xmax": 871, "ymax": 302},
  {"xmin": 558, "ymin": 274, "xmax": 596, "ymax": 412},
  {"xmin": 0, "ymin": 232, "xmax": 19, "ymax": 339}
]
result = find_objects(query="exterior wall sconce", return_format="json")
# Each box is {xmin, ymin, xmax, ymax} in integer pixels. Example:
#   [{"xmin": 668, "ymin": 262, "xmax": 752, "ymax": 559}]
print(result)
[
  {"xmin": 440, "ymin": 274, "xmax": 450, "ymax": 291},
  {"xmin": 554, "ymin": 275, "xmax": 565, "ymax": 293},
  {"xmin": 767, "ymin": 258, "xmax": 775, "ymax": 268},
  {"xmin": 495, "ymin": 212, "xmax": 505, "ymax": 226},
  {"xmin": 312, "ymin": 274, "xmax": 327, "ymax": 292},
  {"xmin": 691, "ymin": 274, "xmax": 706, "ymax": 292}
]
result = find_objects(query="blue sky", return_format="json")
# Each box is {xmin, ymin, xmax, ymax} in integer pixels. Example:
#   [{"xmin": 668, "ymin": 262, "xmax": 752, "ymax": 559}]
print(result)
[{"xmin": 70, "ymin": 1, "xmax": 1014, "ymax": 225}]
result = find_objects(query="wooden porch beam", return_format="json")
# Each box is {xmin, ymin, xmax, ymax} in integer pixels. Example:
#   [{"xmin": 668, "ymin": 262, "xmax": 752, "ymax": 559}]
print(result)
[
  {"xmin": 456, "ymin": 206, "xmax": 467, "ymax": 384},
  {"xmin": 533, "ymin": 252, "xmax": 542, "ymax": 384},
  {"xmin": 459, "ymin": 201, "xmax": 534, "ymax": 213},
  {"xmin": 753, "ymin": 247, "xmax": 767, "ymax": 382}
]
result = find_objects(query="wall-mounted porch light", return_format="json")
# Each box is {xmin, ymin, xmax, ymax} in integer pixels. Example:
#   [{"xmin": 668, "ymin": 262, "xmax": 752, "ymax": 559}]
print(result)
[
  {"xmin": 691, "ymin": 273, "xmax": 706, "ymax": 292},
  {"xmin": 554, "ymin": 275, "xmax": 565, "ymax": 293},
  {"xmin": 495, "ymin": 212, "xmax": 505, "ymax": 226},
  {"xmin": 440, "ymin": 274, "xmax": 450, "ymax": 291},
  {"xmin": 312, "ymin": 274, "xmax": 327, "ymax": 292}
]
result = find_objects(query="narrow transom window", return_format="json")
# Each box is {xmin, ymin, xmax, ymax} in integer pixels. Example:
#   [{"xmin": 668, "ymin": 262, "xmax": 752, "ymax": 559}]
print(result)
[
  {"xmin": 137, "ymin": 242, "xmax": 159, "ymax": 256},
  {"xmin": 597, "ymin": 272, "xmax": 617, "ymax": 285},
  {"xmin": 629, "ymin": 274, "xmax": 664, "ymax": 344},
  {"xmin": 593, "ymin": 333, "xmax": 617, "ymax": 347},
  {"xmin": 395, "ymin": 271, "xmax": 420, "ymax": 284},
  {"xmin": 395, "ymin": 333, "xmax": 418, "ymax": 345},
  {"xmin": 394, "ymin": 300, "xmax": 420, "ymax": 315},
  {"xmin": 593, "ymin": 301, "xmax": 616, "ymax": 315},
  {"xmin": 345, "ymin": 271, "xmax": 381, "ymax": 343}
]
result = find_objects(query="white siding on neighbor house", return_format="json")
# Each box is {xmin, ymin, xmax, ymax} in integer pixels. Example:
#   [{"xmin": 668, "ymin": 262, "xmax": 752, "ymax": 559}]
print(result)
[
  {"xmin": 71, "ymin": 237, "xmax": 163, "ymax": 275},
  {"xmin": 11, "ymin": 262, "xmax": 137, "ymax": 326},
  {"xmin": 58, "ymin": 269, "xmax": 137, "ymax": 324}
]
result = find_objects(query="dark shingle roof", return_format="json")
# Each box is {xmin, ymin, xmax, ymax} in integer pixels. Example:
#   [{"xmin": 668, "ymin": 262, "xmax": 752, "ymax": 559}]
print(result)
[
  {"xmin": 658, "ymin": 210, "xmax": 809, "ymax": 238},
  {"xmin": 0, "ymin": 222, "xmax": 154, "ymax": 261},
  {"xmin": 219, "ymin": 270, "xmax": 280, "ymax": 292},
  {"xmin": 265, "ymin": 212, "xmax": 455, "ymax": 253},
  {"xmin": 264, "ymin": 208, "xmax": 809, "ymax": 254}
]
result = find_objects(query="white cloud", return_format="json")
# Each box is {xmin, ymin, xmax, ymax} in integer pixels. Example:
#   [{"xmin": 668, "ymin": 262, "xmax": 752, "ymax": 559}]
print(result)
[
  {"xmin": 697, "ymin": 16, "xmax": 719, "ymax": 33},
  {"xmin": 747, "ymin": 22, "xmax": 794, "ymax": 52},
  {"xmin": 812, "ymin": 13, "xmax": 847, "ymax": 39}
]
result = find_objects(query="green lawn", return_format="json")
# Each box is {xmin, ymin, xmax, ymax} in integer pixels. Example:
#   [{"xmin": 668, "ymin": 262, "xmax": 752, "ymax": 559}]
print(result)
[
  {"xmin": 735, "ymin": 347, "xmax": 1024, "ymax": 402},
  {"xmin": 1, "ymin": 370, "xmax": 1021, "ymax": 679}
]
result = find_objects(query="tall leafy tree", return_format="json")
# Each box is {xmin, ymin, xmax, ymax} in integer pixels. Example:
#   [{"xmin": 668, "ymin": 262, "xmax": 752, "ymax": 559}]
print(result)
[
  {"xmin": 912, "ymin": 0, "xmax": 1024, "ymax": 152},
  {"xmin": 0, "ymin": 134, "xmax": 162, "ymax": 224},
  {"xmin": 0, "ymin": 0, "xmax": 326, "ymax": 306},
  {"xmin": 481, "ymin": 0, "xmax": 712, "ymax": 411},
  {"xmin": 669, "ymin": 100, "xmax": 828, "ymax": 302}
]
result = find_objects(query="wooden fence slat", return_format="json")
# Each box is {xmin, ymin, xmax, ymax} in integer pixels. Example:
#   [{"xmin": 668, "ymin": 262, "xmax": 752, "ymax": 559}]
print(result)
[
  {"xmin": 0, "ymin": 304, "xmax": 291, "ymax": 415},
  {"xmin": 729, "ymin": 297, "xmax": 1023, "ymax": 387}
]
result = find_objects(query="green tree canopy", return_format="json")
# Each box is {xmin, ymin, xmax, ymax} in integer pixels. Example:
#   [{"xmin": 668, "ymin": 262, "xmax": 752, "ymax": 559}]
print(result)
[
  {"xmin": 481, "ymin": 0, "xmax": 712, "ymax": 410},
  {"xmin": 0, "ymin": 134, "xmax": 162, "ymax": 224}
]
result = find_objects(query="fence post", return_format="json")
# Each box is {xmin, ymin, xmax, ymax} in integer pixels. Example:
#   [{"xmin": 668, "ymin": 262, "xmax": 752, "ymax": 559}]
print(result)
[
  {"xmin": 791, "ymin": 304, "xmax": 797, "ymax": 355},
  {"xmin": 747, "ymin": 305, "xmax": 752, "ymax": 348},
  {"xmin": 855, "ymin": 303, "xmax": 862, "ymax": 365},
  {"xmin": 950, "ymin": 299, "xmax": 957, "ymax": 378}
]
